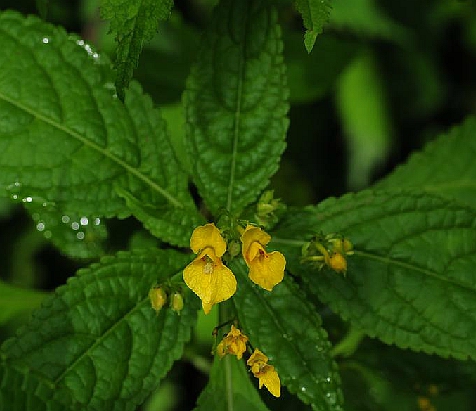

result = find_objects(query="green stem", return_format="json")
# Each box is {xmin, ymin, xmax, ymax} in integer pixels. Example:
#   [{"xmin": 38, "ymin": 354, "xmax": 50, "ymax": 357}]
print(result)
[{"xmin": 271, "ymin": 237, "xmax": 306, "ymax": 247}]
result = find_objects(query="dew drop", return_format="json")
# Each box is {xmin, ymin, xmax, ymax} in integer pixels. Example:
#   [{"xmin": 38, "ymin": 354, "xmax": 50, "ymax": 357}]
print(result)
[
  {"xmin": 94, "ymin": 217, "xmax": 101, "ymax": 225},
  {"xmin": 42, "ymin": 37, "xmax": 49, "ymax": 44},
  {"xmin": 62, "ymin": 215, "xmax": 70, "ymax": 224},
  {"xmin": 80, "ymin": 216, "xmax": 89, "ymax": 226},
  {"xmin": 44, "ymin": 230, "xmax": 52, "ymax": 239},
  {"xmin": 22, "ymin": 196, "xmax": 33, "ymax": 203},
  {"xmin": 36, "ymin": 222, "xmax": 45, "ymax": 232},
  {"xmin": 71, "ymin": 222, "xmax": 80, "ymax": 230},
  {"xmin": 77, "ymin": 232, "xmax": 85, "ymax": 240}
]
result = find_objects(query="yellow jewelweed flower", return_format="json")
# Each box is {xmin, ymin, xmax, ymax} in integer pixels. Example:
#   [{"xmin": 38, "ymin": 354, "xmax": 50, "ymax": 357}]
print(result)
[
  {"xmin": 247, "ymin": 349, "xmax": 280, "ymax": 397},
  {"xmin": 216, "ymin": 325, "xmax": 248, "ymax": 359},
  {"xmin": 241, "ymin": 225, "xmax": 285, "ymax": 291},
  {"xmin": 183, "ymin": 224, "xmax": 237, "ymax": 314}
]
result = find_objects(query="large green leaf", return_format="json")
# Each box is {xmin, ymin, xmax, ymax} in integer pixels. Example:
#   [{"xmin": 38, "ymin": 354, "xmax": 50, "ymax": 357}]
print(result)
[
  {"xmin": 232, "ymin": 261, "xmax": 344, "ymax": 410},
  {"xmin": 0, "ymin": 12, "xmax": 196, "ymax": 243},
  {"xmin": 183, "ymin": 0, "xmax": 289, "ymax": 216},
  {"xmin": 272, "ymin": 190, "xmax": 476, "ymax": 359},
  {"xmin": 294, "ymin": 0, "xmax": 333, "ymax": 53},
  {"xmin": 375, "ymin": 117, "xmax": 476, "ymax": 209},
  {"xmin": 0, "ymin": 249, "xmax": 199, "ymax": 411},
  {"xmin": 194, "ymin": 354, "xmax": 270, "ymax": 411},
  {"xmin": 26, "ymin": 204, "xmax": 108, "ymax": 259},
  {"xmin": 100, "ymin": 0, "xmax": 174, "ymax": 100},
  {"xmin": 117, "ymin": 187, "xmax": 205, "ymax": 247}
]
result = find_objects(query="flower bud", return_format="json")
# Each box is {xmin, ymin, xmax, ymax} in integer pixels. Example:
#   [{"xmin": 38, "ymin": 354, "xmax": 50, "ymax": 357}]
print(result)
[
  {"xmin": 171, "ymin": 292, "xmax": 184, "ymax": 313},
  {"xmin": 149, "ymin": 287, "xmax": 167, "ymax": 312},
  {"xmin": 329, "ymin": 252, "xmax": 347, "ymax": 273}
]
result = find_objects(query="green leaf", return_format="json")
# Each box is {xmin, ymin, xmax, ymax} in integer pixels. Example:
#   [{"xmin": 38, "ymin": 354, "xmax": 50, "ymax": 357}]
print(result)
[
  {"xmin": 0, "ymin": 12, "xmax": 194, "ymax": 232},
  {"xmin": 161, "ymin": 103, "xmax": 191, "ymax": 174},
  {"xmin": 0, "ymin": 249, "xmax": 199, "ymax": 410},
  {"xmin": 294, "ymin": 0, "xmax": 333, "ymax": 53},
  {"xmin": 272, "ymin": 190, "xmax": 476, "ymax": 359},
  {"xmin": 194, "ymin": 355, "xmax": 270, "ymax": 411},
  {"xmin": 336, "ymin": 51, "xmax": 392, "ymax": 189},
  {"xmin": 183, "ymin": 0, "xmax": 289, "ymax": 216},
  {"xmin": 100, "ymin": 0, "xmax": 174, "ymax": 101},
  {"xmin": 232, "ymin": 261, "xmax": 344, "ymax": 410},
  {"xmin": 26, "ymin": 203, "xmax": 108, "ymax": 259},
  {"xmin": 117, "ymin": 187, "xmax": 205, "ymax": 247},
  {"xmin": 375, "ymin": 117, "xmax": 476, "ymax": 210},
  {"xmin": 0, "ymin": 280, "xmax": 47, "ymax": 325}
]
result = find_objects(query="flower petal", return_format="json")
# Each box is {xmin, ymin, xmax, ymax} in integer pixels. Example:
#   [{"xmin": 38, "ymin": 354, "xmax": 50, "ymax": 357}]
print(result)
[
  {"xmin": 183, "ymin": 256, "xmax": 236, "ymax": 314},
  {"xmin": 241, "ymin": 225, "xmax": 271, "ymax": 263},
  {"xmin": 190, "ymin": 223, "xmax": 227, "ymax": 257},
  {"xmin": 258, "ymin": 365, "xmax": 280, "ymax": 397},
  {"xmin": 248, "ymin": 251, "xmax": 285, "ymax": 291},
  {"xmin": 247, "ymin": 348, "xmax": 268, "ymax": 368},
  {"xmin": 206, "ymin": 262, "xmax": 237, "ymax": 307}
]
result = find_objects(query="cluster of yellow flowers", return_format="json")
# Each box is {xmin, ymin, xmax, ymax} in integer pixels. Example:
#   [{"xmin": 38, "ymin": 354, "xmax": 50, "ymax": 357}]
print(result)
[
  {"xmin": 217, "ymin": 325, "xmax": 280, "ymax": 397},
  {"xmin": 181, "ymin": 223, "xmax": 284, "ymax": 396},
  {"xmin": 183, "ymin": 223, "xmax": 286, "ymax": 314}
]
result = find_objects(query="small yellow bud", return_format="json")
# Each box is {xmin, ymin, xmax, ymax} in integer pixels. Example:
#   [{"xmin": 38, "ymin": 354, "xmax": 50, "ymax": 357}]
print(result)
[
  {"xmin": 329, "ymin": 252, "xmax": 347, "ymax": 273},
  {"xmin": 149, "ymin": 287, "xmax": 167, "ymax": 312},
  {"xmin": 171, "ymin": 292, "xmax": 184, "ymax": 313}
]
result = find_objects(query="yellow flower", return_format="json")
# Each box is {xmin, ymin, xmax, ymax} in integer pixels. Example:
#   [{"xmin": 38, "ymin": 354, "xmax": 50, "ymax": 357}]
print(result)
[
  {"xmin": 247, "ymin": 349, "xmax": 280, "ymax": 397},
  {"xmin": 183, "ymin": 223, "xmax": 236, "ymax": 314},
  {"xmin": 241, "ymin": 225, "xmax": 285, "ymax": 291},
  {"xmin": 216, "ymin": 325, "xmax": 248, "ymax": 359}
]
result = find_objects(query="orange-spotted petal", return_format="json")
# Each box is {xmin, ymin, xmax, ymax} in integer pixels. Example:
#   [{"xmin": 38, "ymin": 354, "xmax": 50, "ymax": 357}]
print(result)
[{"xmin": 241, "ymin": 225, "xmax": 271, "ymax": 264}]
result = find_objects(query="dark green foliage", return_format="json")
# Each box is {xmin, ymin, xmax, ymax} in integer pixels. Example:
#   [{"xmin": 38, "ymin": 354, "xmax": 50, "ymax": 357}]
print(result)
[
  {"xmin": 273, "ymin": 191, "xmax": 476, "ymax": 359},
  {"xmin": 0, "ymin": 249, "xmax": 199, "ymax": 410},
  {"xmin": 183, "ymin": 0, "xmax": 289, "ymax": 216},
  {"xmin": 100, "ymin": 0, "xmax": 174, "ymax": 100}
]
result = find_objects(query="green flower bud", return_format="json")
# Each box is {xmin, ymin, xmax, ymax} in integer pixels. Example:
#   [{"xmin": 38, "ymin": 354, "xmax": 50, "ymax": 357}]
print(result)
[
  {"xmin": 149, "ymin": 287, "xmax": 167, "ymax": 312},
  {"xmin": 171, "ymin": 292, "xmax": 184, "ymax": 313}
]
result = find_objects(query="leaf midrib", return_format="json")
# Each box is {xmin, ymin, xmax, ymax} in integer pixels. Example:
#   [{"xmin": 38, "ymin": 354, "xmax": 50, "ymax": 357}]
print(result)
[
  {"xmin": 272, "ymin": 238, "xmax": 476, "ymax": 294},
  {"xmin": 0, "ymin": 91, "xmax": 183, "ymax": 208},
  {"xmin": 226, "ymin": 8, "xmax": 248, "ymax": 211}
]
